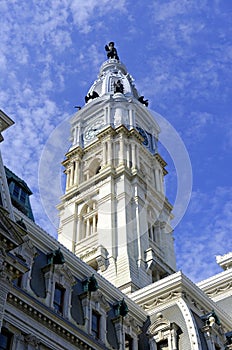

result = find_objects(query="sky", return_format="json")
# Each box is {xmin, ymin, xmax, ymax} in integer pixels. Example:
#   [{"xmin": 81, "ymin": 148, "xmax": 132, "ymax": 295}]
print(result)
[{"xmin": 0, "ymin": 0, "xmax": 232, "ymax": 283}]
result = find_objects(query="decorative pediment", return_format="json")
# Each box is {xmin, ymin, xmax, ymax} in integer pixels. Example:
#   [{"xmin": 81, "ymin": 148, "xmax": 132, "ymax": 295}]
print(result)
[
  {"xmin": 149, "ymin": 313, "xmax": 182, "ymax": 347},
  {"xmin": 91, "ymin": 290, "xmax": 110, "ymax": 311},
  {"xmin": 150, "ymin": 313, "xmax": 172, "ymax": 335},
  {"xmin": 54, "ymin": 264, "xmax": 76, "ymax": 286},
  {"xmin": 11, "ymin": 236, "xmax": 37, "ymax": 264}
]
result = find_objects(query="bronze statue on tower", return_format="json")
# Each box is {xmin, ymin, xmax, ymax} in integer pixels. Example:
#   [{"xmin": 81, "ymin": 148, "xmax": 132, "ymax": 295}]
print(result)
[{"xmin": 105, "ymin": 42, "xmax": 119, "ymax": 60}]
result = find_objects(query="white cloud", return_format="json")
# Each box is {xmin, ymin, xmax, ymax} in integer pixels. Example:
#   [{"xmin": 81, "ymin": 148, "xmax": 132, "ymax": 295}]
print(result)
[
  {"xmin": 185, "ymin": 112, "xmax": 214, "ymax": 141},
  {"xmin": 70, "ymin": 0, "xmax": 127, "ymax": 33}
]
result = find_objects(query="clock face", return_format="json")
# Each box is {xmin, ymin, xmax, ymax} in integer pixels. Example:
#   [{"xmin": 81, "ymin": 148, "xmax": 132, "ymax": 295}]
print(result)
[
  {"xmin": 136, "ymin": 126, "xmax": 149, "ymax": 146},
  {"xmin": 84, "ymin": 119, "xmax": 105, "ymax": 141}
]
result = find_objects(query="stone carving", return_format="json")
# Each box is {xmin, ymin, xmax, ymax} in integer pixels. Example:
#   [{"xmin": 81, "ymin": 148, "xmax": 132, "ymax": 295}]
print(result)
[
  {"xmin": 113, "ymin": 298, "xmax": 129, "ymax": 317},
  {"xmin": 142, "ymin": 291, "xmax": 182, "ymax": 310},
  {"xmin": 24, "ymin": 333, "xmax": 40, "ymax": 347},
  {"xmin": 114, "ymin": 80, "xmax": 124, "ymax": 94},
  {"xmin": 206, "ymin": 281, "xmax": 232, "ymax": 297},
  {"xmin": 138, "ymin": 95, "xmax": 149, "ymax": 107},
  {"xmin": 85, "ymin": 91, "xmax": 99, "ymax": 103},
  {"xmin": 82, "ymin": 274, "xmax": 99, "ymax": 292}
]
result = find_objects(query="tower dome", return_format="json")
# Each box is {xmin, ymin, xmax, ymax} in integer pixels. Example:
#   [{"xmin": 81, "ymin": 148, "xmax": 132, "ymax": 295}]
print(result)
[
  {"xmin": 86, "ymin": 58, "xmax": 140, "ymax": 100},
  {"xmin": 71, "ymin": 42, "xmax": 159, "ymax": 153}
]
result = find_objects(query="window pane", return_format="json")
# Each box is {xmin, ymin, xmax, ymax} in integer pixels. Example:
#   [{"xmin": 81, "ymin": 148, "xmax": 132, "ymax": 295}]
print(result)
[
  {"xmin": 0, "ymin": 329, "xmax": 12, "ymax": 350},
  {"xmin": 20, "ymin": 190, "xmax": 26, "ymax": 203},
  {"xmin": 92, "ymin": 311, "xmax": 100, "ymax": 339},
  {"xmin": 157, "ymin": 340, "xmax": 168, "ymax": 350},
  {"xmin": 13, "ymin": 184, "xmax": 20, "ymax": 198},
  {"xmin": 54, "ymin": 288, "xmax": 62, "ymax": 304},
  {"xmin": 53, "ymin": 284, "xmax": 65, "ymax": 313}
]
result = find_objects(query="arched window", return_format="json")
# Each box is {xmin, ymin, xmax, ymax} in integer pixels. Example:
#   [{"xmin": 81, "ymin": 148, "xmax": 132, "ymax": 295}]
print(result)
[
  {"xmin": 80, "ymin": 201, "xmax": 98, "ymax": 239},
  {"xmin": 147, "ymin": 206, "xmax": 157, "ymax": 242},
  {"xmin": 88, "ymin": 159, "xmax": 101, "ymax": 178}
]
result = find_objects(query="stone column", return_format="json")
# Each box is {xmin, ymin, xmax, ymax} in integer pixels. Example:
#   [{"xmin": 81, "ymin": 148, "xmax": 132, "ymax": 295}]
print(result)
[
  {"xmin": 155, "ymin": 169, "xmax": 160, "ymax": 192},
  {"xmin": 112, "ymin": 316, "xmax": 124, "ymax": 350},
  {"xmin": 74, "ymin": 160, "xmax": 80, "ymax": 185},
  {"xmin": 65, "ymin": 168, "xmax": 71, "ymax": 190},
  {"xmin": 131, "ymin": 143, "xmax": 136, "ymax": 169},
  {"xmin": 119, "ymin": 137, "xmax": 125, "ymax": 165},
  {"xmin": 13, "ymin": 334, "xmax": 25, "ymax": 350},
  {"xmin": 126, "ymin": 143, "xmax": 131, "ymax": 168},
  {"xmin": 70, "ymin": 162, "xmax": 74, "ymax": 186},
  {"xmin": 103, "ymin": 142, "xmax": 107, "ymax": 166},
  {"xmin": 108, "ymin": 140, "xmax": 112, "ymax": 164},
  {"xmin": 76, "ymin": 215, "xmax": 81, "ymax": 242},
  {"xmin": 80, "ymin": 292, "xmax": 91, "ymax": 333}
]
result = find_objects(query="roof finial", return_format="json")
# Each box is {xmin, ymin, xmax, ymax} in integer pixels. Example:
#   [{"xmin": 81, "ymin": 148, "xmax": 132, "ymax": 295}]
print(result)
[{"xmin": 105, "ymin": 41, "xmax": 119, "ymax": 60}]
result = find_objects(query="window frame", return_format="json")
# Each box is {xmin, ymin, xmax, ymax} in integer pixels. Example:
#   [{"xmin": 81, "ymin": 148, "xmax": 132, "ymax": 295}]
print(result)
[
  {"xmin": 20, "ymin": 189, "xmax": 27, "ymax": 203},
  {"xmin": 53, "ymin": 283, "xmax": 65, "ymax": 315},
  {"xmin": 91, "ymin": 310, "xmax": 101, "ymax": 339},
  {"xmin": 13, "ymin": 183, "xmax": 20, "ymax": 198}
]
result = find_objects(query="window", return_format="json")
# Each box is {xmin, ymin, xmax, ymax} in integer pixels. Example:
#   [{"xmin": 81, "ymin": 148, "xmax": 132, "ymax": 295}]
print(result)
[
  {"xmin": 13, "ymin": 183, "xmax": 20, "ymax": 198},
  {"xmin": 0, "ymin": 328, "xmax": 13, "ymax": 350},
  {"xmin": 53, "ymin": 283, "xmax": 65, "ymax": 314},
  {"xmin": 20, "ymin": 190, "xmax": 26, "ymax": 203},
  {"xmin": 125, "ymin": 334, "xmax": 133, "ymax": 350},
  {"xmin": 157, "ymin": 340, "xmax": 168, "ymax": 350},
  {"xmin": 147, "ymin": 207, "xmax": 159, "ymax": 243},
  {"xmin": 81, "ymin": 201, "xmax": 98, "ymax": 239},
  {"xmin": 96, "ymin": 166, "xmax": 101, "ymax": 174},
  {"xmin": 92, "ymin": 310, "xmax": 100, "ymax": 339}
]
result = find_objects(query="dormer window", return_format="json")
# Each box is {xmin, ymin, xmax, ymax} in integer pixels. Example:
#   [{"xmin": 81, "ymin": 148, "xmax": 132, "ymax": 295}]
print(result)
[
  {"xmin": 13, "ymin": 183, "xmax": 20, "ymax": 198},
  {"xmin": 4, "ymin": 167, "xmax": 34, "ymax": 221},
  {"xmin": 91, "ymin": 310, "xmax": 101, "ymax": 339},
  {"xmin": 53, "ymin": 283, "xmax": 65, "ymax": 314},
  {"xmin": 150, "ymin": 313, "xmax": 182, "ymax": 350}
]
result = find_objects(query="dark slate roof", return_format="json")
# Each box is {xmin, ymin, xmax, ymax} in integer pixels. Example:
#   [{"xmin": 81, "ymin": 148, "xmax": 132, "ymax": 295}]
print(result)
[
  {"xmin": 4, "ymin": 166, "xmax": 35, "ymax": 221},
  {"xmin": 4, "ymin": 166, "xmax": 33, "ymax": 195}
]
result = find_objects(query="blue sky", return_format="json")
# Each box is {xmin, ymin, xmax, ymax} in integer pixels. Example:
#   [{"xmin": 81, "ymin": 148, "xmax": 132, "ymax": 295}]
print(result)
[{"xmin": 1, "ymin": 0, "xmax": 231, "ymax": 282}]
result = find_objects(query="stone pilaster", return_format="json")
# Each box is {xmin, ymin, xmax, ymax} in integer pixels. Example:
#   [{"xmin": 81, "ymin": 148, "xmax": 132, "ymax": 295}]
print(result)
[{"xmin": 0, "ymin": 248, "xmax": 12, "ymax": 331}]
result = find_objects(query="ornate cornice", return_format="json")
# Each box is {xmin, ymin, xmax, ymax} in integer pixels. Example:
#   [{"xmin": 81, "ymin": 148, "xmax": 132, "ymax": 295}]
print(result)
[
  {"xmin": 204, "ymin": 280, "xmax": 232, "ymax": 298},
  {"xmin": 7, "ymin": 290, "xmax": 108, "ymax": 350}
]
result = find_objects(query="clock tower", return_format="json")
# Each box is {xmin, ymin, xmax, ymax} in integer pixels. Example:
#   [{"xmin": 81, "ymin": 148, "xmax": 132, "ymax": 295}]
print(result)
[{"xmin": 57, "ymin": 44, "xmax": 176, "ymax": 294}]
